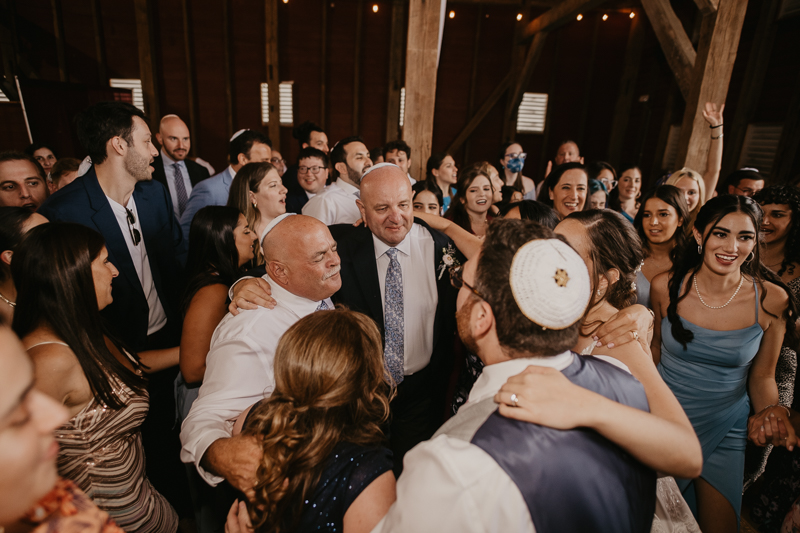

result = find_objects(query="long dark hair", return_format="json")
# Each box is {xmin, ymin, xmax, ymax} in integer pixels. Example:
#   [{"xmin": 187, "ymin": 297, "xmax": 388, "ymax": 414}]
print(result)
[
  {"xmin": 667, "ymin": 195, "xmax": 797, "ymax": 349},
  {"xmin": 447, "ymin": 164, "xmax": 494, "ymax": 232},
  {"xmin": 11, "ymin": 223, "xmax": 146, "ymax": 409},
  {"xmin": 182, "ymin": 206, "xmax": 246, "ymax": 314},
  {"xmin": 497, "ymin": 142, "xmax": 525, "ymax": 192},
  {"xmin": 608, "ymin": 165, "xmax": 643, "ymax": 213},
  {"xmin": 539, "ymin": 162, "xmax": 589, "ymax": 212},
  {"xmin": 498, "ymin": 200, "xmax": 560, "ymax": 229},
  {"xmin": 565, "ymin": 210, "xmax": 643, "ymax": 315},
  {"xmin": 0, "ymin": 207, "xmax": 36, "ymax": 282},
  {"xmin": 634, "ymin": 185, "xmax": 689, "ymax": 266},
  {"xmin": 425, "ymin": 152, "xmax": 451, "ymax": 194},
  {"xmin": 754, "ymin": 185, "xmax": 800, "ymax": 277}
]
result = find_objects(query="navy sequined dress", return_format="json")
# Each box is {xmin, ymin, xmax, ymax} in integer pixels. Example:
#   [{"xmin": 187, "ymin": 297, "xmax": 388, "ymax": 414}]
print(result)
[{"xmin": 296, "ymin": 442, "xmax": 393, "ymax": 531}]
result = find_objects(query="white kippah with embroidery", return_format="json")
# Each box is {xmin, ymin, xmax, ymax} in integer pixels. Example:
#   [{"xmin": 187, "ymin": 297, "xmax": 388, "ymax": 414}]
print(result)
[{"xmin": 509, "ymin": 238, "xmax": 591, "ymax": 330}]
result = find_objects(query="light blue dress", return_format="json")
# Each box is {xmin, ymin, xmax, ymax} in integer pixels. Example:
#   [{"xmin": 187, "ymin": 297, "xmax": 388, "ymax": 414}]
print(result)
[
  {"xmin": 635, "ymin": 270, "xmax": 651, "ymax": 309},
  {"xmin": 658, "ymin": 280, "xmax": 762, "ymax": 522}
]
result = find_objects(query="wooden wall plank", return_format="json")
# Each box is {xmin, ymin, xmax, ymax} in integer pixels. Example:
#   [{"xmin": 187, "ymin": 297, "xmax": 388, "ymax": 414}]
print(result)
[
  {"xmin": 447, "ymin": 72, "xmax": 512, "ymax": 154},
  {"xmin": 134, "ymin": 0, "xmax": 160, "ymax": 120},
  {"xmin": 772, "ymin": 67, "xmax": 800, "ymax": 184},
  {"xmin": 503, "ymin": 31, "xmax": 547, "ymax": 139},
  {"xmin": 320, "ymin": 1, "xmax": 327, "ymax": 130},
  {"xmin": 221, "ymin": 0, "xmax": 233, "ymax": 138},
  {"xmin": 404, "ymin": 0, "xmax": 443, "ymax": 180},
  {"xmin": 607, "ymin": 10, "xmax": 645, "ymax": 168},
  {"xmin": 181, "ymin": 0, "xmax": 198, "ymax": 152},
  {"xmin": 353, "ymin": 0, "xmax": 364, "ymax": 134},
  {"xmin": 90, "ymin": 0, "xmax": 107, "ymax": 84},
  {"xmin": 385, "ymin": 0, "xmax": 405, "ymax": 143},
  {"xmin": 265, "ymin": 0, "xmax": 280, "ymax": 150},
  {"xmin": 463, "ymin": 5, "xmax": 483, "ymax": 162},
  {"xmin": 675, "ymin": 0, "xmax": 749, "ymax": 173},
  {"xmin": 640, "ymin": 0, "xmax": 696, "ymax": 100},
  {"xmin": 50, "ymin": 0, "xmax": 67, "ymax": 82}
]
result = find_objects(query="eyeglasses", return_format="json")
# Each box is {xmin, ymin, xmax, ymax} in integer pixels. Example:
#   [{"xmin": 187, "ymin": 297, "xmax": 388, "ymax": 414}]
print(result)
[
  {"xmin": 125, "ymin": 208, "xmax": 141, "ymax": 246},
  {"xmin": 298, "ymin": 165, "xmax": 325, "ymax": 174},
  {"xmin": 504, "ymin": 152, "xmax": 527, "ymax": 160},
  {"xmin": 449, "ymin": 266, "xmax": 485, "ymax": 300},
  {"xmin": 270, "ymin": 157, "xmax": 285, "ymax": 165},
  {"xmin": 601, "ymin": 178, "xmax": 618, "ymax": 190},
  {"xmin": 734, "ymin": 185, "xmax": 762, "ymax": 197}
]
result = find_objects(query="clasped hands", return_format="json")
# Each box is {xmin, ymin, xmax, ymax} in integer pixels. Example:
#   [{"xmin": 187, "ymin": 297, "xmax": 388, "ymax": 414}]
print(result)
[{"xmin": 748, "ymin": 404, "xmax": 796, "ymax": 451}]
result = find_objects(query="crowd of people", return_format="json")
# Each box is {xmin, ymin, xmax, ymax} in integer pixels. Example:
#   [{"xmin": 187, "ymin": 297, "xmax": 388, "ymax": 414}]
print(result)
[{"xmin": 0, "ymin": 98, "xmax": 798, "ymax": 533}]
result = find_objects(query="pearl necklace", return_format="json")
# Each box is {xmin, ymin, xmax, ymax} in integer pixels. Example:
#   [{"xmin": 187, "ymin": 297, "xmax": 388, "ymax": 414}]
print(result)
[
  {"xmin": 0, "ymin": 290, "xmax": 15, "ymax": 308},
  {"xmin": 694, "ymin": 274, "xmax": 744, "ymax": 309}
]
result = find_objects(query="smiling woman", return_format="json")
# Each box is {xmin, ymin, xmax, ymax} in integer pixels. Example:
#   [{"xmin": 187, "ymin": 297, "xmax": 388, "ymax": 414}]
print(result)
[
  {"xmin": 446, "ymin": 163, "xmax": 495, "ymax": 237},
  {"xmin": 540, "ymin": 162, "xmax": 589, "ymax": 220}
]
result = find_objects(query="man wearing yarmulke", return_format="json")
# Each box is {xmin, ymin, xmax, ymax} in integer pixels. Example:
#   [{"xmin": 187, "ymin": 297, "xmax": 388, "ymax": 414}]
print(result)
[{"xmin": 373, "ymin": 218, "xmax": 656, "ymax": 533}]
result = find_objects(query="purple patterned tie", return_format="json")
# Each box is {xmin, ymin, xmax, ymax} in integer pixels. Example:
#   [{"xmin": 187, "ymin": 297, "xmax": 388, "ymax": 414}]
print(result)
[
  {"xmin": 384, "ymin": 248, "xmax": 404, "ymax": 384},
  {"xmin": 173, "ymin": 163, "xmax": 189, "ymax": 216}
]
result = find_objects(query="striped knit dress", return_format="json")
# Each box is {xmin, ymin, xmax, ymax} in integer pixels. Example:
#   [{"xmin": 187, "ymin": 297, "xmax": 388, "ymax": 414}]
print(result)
[{"xmin": 54, "ymin": 373, "xmax": 178, "ymax": 533}]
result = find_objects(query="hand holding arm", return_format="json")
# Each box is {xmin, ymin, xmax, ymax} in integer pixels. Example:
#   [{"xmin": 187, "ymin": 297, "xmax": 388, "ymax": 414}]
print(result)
[
  {"xmin": 229, "ymin": 277, "xmax": 276, "ymax": 315},
  {"xmin": 593, "ymin": 304, "xmax": 653, "ymax": 350},
  {"xmin": 138, "ymin": 346, "xmax": 180, "ymax": 373}
]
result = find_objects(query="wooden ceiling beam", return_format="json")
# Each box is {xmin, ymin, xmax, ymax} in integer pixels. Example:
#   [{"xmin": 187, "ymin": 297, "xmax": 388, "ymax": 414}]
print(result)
[
  {"xmin": 447, "ymin": 72, "xmax": 513, "ymax": 154},
  {"xmin": 640, "ymin": 0, "xmax": 696, "ymax": 100},
  {"xmin": 692, "ymin": 0, "xmax": 719, "ymax": 15},
  {"xmin": 522, "ymin": 0, "xmax": 607, "ymax": 39}
]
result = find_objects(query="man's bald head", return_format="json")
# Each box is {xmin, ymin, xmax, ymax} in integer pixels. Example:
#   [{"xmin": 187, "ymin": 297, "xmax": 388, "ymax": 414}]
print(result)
[
  {"xmin": 357, "ymin": 164, "xmax": 413, "ymax": 246},
  {"xmin": 156, "ymin": 115, "xmax": 191, "ymax": 161},
  {"xmin": 262, "ymin": 215, "xmax": 341, "ymax": 301}
]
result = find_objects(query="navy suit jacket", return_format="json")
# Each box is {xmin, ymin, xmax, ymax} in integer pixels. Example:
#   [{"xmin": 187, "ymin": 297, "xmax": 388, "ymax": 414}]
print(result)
[{"xmin": 38, "ymin": 167, "xmax": 185, "ymax": 351}]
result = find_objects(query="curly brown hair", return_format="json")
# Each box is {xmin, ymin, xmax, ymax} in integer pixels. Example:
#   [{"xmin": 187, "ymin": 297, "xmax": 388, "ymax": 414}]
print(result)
[{"xmin": 243, "ymin": 308, "xmax": 394, "ymax": 532}]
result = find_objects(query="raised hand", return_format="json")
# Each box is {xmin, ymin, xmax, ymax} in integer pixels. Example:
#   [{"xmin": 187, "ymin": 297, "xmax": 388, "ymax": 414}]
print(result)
[{"xmin": 702, "ymin": 102, "xmax": 724, "ymax": 128}]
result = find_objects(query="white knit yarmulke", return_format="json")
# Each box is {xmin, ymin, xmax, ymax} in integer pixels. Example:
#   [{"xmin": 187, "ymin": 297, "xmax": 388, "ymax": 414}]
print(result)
[
  {"xmin": 260, "ymin": 213, "xmax": 296, "ymax": 244},
  {"xmin": 509, "ymin": 239, "xmax": 591, "ymax": 330}
]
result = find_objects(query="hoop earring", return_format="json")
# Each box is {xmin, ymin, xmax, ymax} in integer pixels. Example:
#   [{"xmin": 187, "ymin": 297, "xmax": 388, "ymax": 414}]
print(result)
[{"xmin": 745, "ymin": 251, "xmax": 755, "ymax": 263}]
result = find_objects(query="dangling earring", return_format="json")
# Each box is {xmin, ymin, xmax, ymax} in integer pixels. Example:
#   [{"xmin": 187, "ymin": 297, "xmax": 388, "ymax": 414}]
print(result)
[
  {"xmin": 745, "ymin": 251, "xmax": 755, "ymax": 263},
  {"xmin": 253, "ymin": 202, "xmax": 257, "ymax": 208},
  {"xmin": 697, "ymin": 245, "xmax": 702, "ymax": 254}
]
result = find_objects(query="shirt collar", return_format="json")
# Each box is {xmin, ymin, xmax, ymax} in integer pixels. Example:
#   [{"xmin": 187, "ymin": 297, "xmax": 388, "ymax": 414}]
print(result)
[
  {"xmin": 467, "ymin": 351, "xmax": 575, "ymax": 405},
  {"xmin": 228, "ymin": 165, "xmax": 237, "ymax": 179},
  {"xmin": 160, "ymin": 149, "xmax": 185, "ymax": 168},
  {"xmin": 372, "ymin": 227, "xmax": 412, "ymax": 260},
  {"xmin": 335, "ymin": 177, "xmax": 359, "ymax": 196},
  {"xmin": 263, "ymin": 273, "xmax": 327, "ymax": 318}
]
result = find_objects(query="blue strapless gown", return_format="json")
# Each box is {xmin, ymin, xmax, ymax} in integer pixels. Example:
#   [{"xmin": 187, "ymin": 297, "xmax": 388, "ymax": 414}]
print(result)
[{"xmin": 658, "ymin": 283, "xmax": 763, "ymax": 522}]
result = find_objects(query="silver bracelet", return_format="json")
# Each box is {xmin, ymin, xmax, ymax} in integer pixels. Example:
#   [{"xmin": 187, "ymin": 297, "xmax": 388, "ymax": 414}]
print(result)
[{"xmin": 763, "ymin": 404, "xmax": 792, "ymax": 418}]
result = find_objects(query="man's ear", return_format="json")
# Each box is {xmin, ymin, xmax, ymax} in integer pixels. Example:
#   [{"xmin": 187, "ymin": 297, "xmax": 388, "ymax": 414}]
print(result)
[
  {"xmin": 268, "ymin": 260, "xmax": 289, "ymax": 286},
  {"xmin": 334, "ymin": 162, "xmax": 347, "ymax": 180},
  {"xmin": 237, "ymin": 153, "xmax": 249, "ymax": 167},
  {"xmin": 471, "ymin": 300, "xmax": 495, "ymax": 340},
  {"xmin": 155, "ymin": 132, "xmax": 163, "ymax": 146},
  {"xmin": 0, "ymin": 250, "xmax": 12, "ymax": 267},
  {"xmin": 109, "ymin": 136, "xmax": 126, "ymax": 157},
  {"xmin": 356, "ymin": 199, "xmax": 368, "ymax": 227}
]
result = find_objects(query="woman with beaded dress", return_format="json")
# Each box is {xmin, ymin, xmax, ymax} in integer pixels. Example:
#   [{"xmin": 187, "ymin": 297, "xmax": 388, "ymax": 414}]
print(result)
[
  {"xmin": 651, "ymin": 195, "xmax": 797, "ymax": 533},
  {"xmin": 11, "ymin": 223, "xmax": 179, "ymax": 533}
]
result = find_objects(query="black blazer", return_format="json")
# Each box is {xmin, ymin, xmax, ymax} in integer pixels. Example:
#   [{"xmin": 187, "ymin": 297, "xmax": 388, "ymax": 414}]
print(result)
[
  {"xmin": 327, "ymin": 219, "xmax": 458, "ymax": 381},
  {"xmin": 38, "ymin": 168, "xmax": 186, "ymax": 351},
  {"xmin": 151, "ymin": 154, "xmax": 210, "ymax": 191}
]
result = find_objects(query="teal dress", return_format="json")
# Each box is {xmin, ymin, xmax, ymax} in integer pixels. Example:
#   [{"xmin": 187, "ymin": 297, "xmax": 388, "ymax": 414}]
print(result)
[{"xmin": 658, "ymin": 280, "xmax": 763, "ymax": 522}]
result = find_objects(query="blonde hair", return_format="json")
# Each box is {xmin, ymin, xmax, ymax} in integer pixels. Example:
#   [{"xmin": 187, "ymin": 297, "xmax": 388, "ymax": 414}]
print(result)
[
  {"xmin": 227, "ymin": 162, "xmax": 277, "ymax": 265},
  {"xmin": 243, "ymin": 308, "xmax": 394, "ymax": 532},
  {"xmin": 666, "ymin": 168, "xmax": 705, "ymax": 213}
]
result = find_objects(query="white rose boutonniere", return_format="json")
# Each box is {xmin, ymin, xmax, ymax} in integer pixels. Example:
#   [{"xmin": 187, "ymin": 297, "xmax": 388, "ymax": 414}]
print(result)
[{"xmin": 438, "ymin": 244, "xmax": 460, "ymax": 280}]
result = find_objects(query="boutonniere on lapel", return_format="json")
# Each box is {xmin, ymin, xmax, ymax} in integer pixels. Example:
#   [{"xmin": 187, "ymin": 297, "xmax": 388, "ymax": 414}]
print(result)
[{"xmin": 438, "ymin": 243, "xmax": 460, "ymax": 280}]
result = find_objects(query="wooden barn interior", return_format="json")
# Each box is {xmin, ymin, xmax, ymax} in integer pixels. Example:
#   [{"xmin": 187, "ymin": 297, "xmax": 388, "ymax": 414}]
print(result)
[{"xmin": 0, "ymin": 0, "xmax": 798, "ymax": 188}]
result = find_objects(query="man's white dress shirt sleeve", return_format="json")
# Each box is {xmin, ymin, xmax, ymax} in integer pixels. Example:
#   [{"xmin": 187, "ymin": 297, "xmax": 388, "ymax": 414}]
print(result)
[
  {"xmin": 179, "ymin": 333, "xmax": 275, "ymax": 485},
  {"xmin": 372, "ymin": 435, "xmax": 535, "ymax": 533}
]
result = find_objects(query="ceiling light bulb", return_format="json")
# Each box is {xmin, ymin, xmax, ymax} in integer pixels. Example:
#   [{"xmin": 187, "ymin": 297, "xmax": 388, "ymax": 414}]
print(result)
[
  {"xmin": 602, "ymin": 14, "xmax": 608, "ymax": 20},
  {"xmin": 576, "ymin": 14, "xmax": 583, "ymax": 21},
  {"xmin": 449, "ymin": 10, "xmax": 455, "ymax": 19},
  {"xmin": 516, "ymin": 13, "xmax": 523, "ymax": 21},
  {"xmin": 372, "ymin": 4, "xmax": 378, "ymax": 12},
  {"xmin": 630, "ymin": 11, "xmax": 635, "ymax": 18}
]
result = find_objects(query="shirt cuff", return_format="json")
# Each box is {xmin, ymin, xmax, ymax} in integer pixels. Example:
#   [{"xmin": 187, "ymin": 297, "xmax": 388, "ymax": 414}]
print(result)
[{"xmin": 181, "ymin": 428, "xmax": 231, "ymax": 486}]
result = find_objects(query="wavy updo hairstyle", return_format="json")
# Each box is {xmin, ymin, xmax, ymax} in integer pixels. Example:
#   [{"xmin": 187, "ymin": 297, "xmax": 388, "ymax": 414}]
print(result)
[{"xmin": 243, "ymin": 308, "xmax": 394, "ymax": 532}]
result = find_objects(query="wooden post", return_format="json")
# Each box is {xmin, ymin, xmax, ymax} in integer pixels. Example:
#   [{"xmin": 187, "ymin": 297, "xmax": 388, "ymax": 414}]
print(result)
[
  {"xmin": 772, "ymin": 67, "xmax": 800, "ymax": 184},
  {"xmin": 222, "ymin": 0, "xmax": 234, "ymax": 138},
  {"xmin": 640, "ymin": 0, "xmax": 696, "ymax": 100},
  {"xmin": 90, "ymin": 0, "xmax": 107, "ymax": 85},
  {"xmin": 134, "ymin": 0, "xmax": 160, "ymax": 121},
  {"xmin": 721, "ymin": 0, "xmax": 779, "ymax": 180},
  {"xmin": 353, "ymin": 0, "xmax": 364, "ymax": 134},
  {"xmin": 606, "ymin": 10, "xmax": 644, "ymax": 168},
  {"xmin": 265, "ymin": 0, "xmax": 280, "ymax": 150},
  {"xmin": 51, "ymin": 0, "xmax": 68, "ymax": 82},
  {"xmin": 385, "ymin": 0, "xmax": 405, "ymax": 143},
  {"xmin": 692, "ymin": 0, "xmax": 719, "ymax": 15},
  {"xmin": 320, "ymin": 1, "xmax": 328, "ymax": 130},
  {"xmin": 403, "ymin": 0, "xmax": 443, "ymax": 181},
  {"xmin": 181, "ymin": 0, "xmax": 199, "ymax": 153},
  {"xmin": 674, "ymin": 0, "xmax": 749, "ymax": 172}
]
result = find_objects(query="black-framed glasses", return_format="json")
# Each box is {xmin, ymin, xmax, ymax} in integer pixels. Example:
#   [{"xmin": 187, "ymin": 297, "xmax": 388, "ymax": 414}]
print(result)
[
  {"xmin": 449, "ymin": 266, "xmax": 485, "ymax": 300},
  {"xmin": 504, "ymin": 152, "xmax": 527, "ymax": 160},
  {"xmin": 270, "ymin": 157, "xmax": 286, "ymax": 164},
  {"xmin": 298, "ymin": 165, "xmax": 325, "ymax": 174},
  {"xmin": 125, "ymin": 208, "xmax": 141, "ymax": 246}
]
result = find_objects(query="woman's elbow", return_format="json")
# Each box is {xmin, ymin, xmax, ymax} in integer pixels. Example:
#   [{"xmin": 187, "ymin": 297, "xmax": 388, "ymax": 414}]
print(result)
[
  {"xmin": 179, "ymin": 357, "xmax": 206, "ymax": 385},
  {"xmin": 678, "ymin": 437, "xmax": 703, "ymax": 478}
]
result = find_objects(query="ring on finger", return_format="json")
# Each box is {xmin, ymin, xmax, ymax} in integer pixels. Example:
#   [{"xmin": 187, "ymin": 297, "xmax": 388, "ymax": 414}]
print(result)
[
  {"xmin": 510, "ymin": 393, "xmax": 519, "ymax": 408},
  {"xmin": 632, "ymin": 330, "xmax": 639, "ymax": 341}
]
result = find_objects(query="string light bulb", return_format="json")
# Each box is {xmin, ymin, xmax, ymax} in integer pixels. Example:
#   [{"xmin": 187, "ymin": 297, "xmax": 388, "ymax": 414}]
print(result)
[
  {"xmin": 449, "ymin": 10, "xmax": 455, "ymax": 19},
  {"xmin": 602, "ymin": 14, "xmax": 608, "ymax": 20},
  {"xmin": 576, "ymin": 13, "xmax": 583, "ymax": 21},
  {"xmin": 372, "ymin": 4, "xmax": 378, "ymax": 12},
  {"xmin": 282, "ymin": 0, "xmax": 288, "ymax": 3},
  {"xmin": 629, "ymin": 11, "xmax": 635, "ymax": 18},
  {"xmin": 516, "ymin": 13, "xmax": 523, "ymax": 21}
]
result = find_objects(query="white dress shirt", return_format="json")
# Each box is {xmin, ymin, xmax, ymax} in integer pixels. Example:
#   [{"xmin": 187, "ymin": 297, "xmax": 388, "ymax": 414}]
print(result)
[
  {"xmin": 373, "ymin": 224, "xmax": 437, "ymax": 374},
  {"xmin": 372, "ymin": 351, "xmax": 576, "ymax": 533},
  {"xmin": 180, "ymin": 275, "xmax": 332, "ymax": 485},
  {"xmin": 160, "ymin": 149, "xmax": 194, "ymax": 218},
  {"xmin": 302, "ymin": 178, "xmax": 361, "ymax": 225},
  {"xmin": 106, "ymin": 195, "xmax": 168, "ymax": 335}
]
